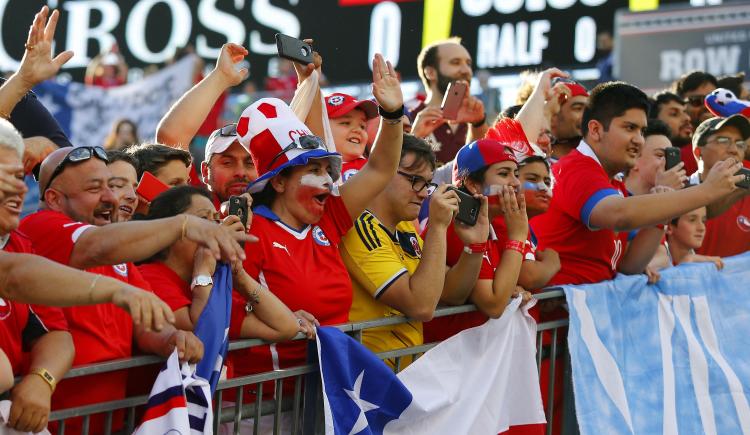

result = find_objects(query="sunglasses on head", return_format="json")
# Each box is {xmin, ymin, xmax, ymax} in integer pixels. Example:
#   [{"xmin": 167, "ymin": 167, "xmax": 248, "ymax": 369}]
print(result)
[
  {"xmin": 42, "ymin": 146, "xmax": 109, "ymax": 194},
  {"xmin": 266, "ymin": 135, "xmax": 325, "ymax": 170},
  {"xmin": 217, "ymin": 124, "xmax": 237, "ymax": 137}
]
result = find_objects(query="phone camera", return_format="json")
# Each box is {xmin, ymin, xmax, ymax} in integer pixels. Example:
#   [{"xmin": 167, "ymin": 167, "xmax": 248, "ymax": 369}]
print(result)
[{"xmin": 300, "ymin": 46, "xmax": 310, "ymax": 57}]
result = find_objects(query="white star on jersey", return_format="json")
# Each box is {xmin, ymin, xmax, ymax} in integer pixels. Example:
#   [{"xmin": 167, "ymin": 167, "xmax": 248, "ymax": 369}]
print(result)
[{"xmin": 345, "ymin": 370, "xmax": 379, "ymax": 435}]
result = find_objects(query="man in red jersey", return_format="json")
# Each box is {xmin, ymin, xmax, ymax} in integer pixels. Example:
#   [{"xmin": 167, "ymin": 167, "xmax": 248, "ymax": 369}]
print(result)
[
  {"xmin": 533, "ymin": 82, "xmax": 744, "ymax": 286},
  {"xmin": 18, "ymin": 145, "xmax": 251, "ymax": 433}
]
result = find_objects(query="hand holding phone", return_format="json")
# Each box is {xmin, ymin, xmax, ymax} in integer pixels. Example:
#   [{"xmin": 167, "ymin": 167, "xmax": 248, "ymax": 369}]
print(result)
[
  {"xmin": 275, "ymin": 34, "xmax": 313, "ymax": 65},
  {"xmin": 664, "ymin": 147, "xmax": 682, "ymax": 171},
  {"xmin": 228, "ymin": 196, "xmax": 249, "ymax": 228},
  {"xmin": 447, "ymin": 186, "xmax": 480, "ymax": 226},
  {"xmin": 441, "ymin": 81, "xmax": 468, "ymax": 121},
  {"xmin": 736, "ymin": 167, "xmax": 750, "ymax": 189},
  {"xmin": 136, "ymin": 171, "xmax": 169, "ymax": 203}
]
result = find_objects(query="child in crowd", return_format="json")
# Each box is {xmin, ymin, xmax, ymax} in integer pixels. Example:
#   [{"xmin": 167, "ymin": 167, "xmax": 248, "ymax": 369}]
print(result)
[
  {"xmin": 324, "ymin": 93, "xmax": 378, "ymax": 181},
  {"xmin": 649, "ymin": 206, "xmax": 724, "ymax": 270}
]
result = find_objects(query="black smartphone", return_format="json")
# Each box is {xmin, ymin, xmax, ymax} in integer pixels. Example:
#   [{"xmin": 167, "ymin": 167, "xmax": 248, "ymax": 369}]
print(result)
[
  {"xmin": 736, "ymin": 167, "xmax": 750, "ymax": 189},
  {"xmin": 228, "ymin": 196, "xmax": 248, "ymax": 227},
  {"xmin": 447, "ymin": 187, "xmax": 480, "ymax": 226},
  {"xmin": 275, "ymin": 33, "xmax": 313, "ymax": 65},
  {"xmin": 664, "ymin": 147, "xmax": 682, "ymax": 171}
]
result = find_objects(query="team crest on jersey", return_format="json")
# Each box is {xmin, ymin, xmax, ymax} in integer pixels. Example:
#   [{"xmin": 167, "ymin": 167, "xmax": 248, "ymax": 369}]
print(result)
[
  {"xmin": 738, "ymin": 215, "xmax": 750, "ymax": 232},
  {"xmin": 312, "ymin": 226, "xmax": 330, "ymax": 246},
  {"xmin": 0, "ymin": 298, "xmax": 10, "ymax": 320},
  {"xmin": 410, "ymin": 236, "xmax": 422, "ymax": 257},
  {"xmin": 112, "ymin": 263, "xmax": 129, "ymax": 277}
]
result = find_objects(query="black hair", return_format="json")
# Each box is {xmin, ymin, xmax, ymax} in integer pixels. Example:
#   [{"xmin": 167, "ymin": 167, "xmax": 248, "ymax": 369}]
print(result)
[
  {"xmin": 141, "ymin": 185, "xmax": 212, "ymax": 262},
  {"xmin": 649, "ymin": 91, "xmax": 685, "ymax": 119},
  {"xmin": 581, "ymin": 81, "xmax": 650, "ymax": 138},
  {"xmin": 125, "ymin": 143, "xmax": 192, "ymax": 180},
  {"xmin": 401, "ymin": 134, "xmax": 437, "ymax": 172},
  {"xmin": 251, "ymin": 167, "xmax": 292, "ymax": 209},
  {"xmin": 717, "ymin": 73, "xmax": 745, "ymax": 97},
  {"xmin": 106, "ymin": 149, "xmax": 138, "ymax": 169},
  {"xmin": 519, "ymin": 155, "xmax": 550, "ymax": 171},
  {"xmin": 644, "ymin": 119, "xmax": 672, "ymax": 139},
  {"xmin": 672, "ymin": 71, "xmax": 718, "ymax": 97},
  {"xmin": 416, "ymin": 37, "xmax": 463, "ymax": 89},
  {"xmin": 499, "ymin": 104, "xmax": 523, "ymax": 121}
]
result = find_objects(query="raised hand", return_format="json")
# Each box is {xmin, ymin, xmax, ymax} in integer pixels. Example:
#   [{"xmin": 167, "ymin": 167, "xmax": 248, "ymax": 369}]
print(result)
[
  {"xmin": 428, "ymin": 185, "xmax": 460, "ymax": 229},
  {"xmin": 371, "ymin": 53, "xmax": 403, "ymax": 112},
  {"xmin": 293, "ymin": 38, "xmax": 323, "ymax": 83},
  {"xmin": 16, "ymin": 6, "xmax": 73, "ymax": 88},
  {"xmin": 183, "ymin": 215, "xmax": 256, "ymax": 263},
  {"xmin": 213, "ymin": 43, "xmax": 249, "ymax": 87},
  {"xmin": 655, "ymin": 161, "xmax": 687, "ymax": 190},
  {"xmin": 703, "ymin": 157, "xmax": 743, "ymax": 196},
  {"xmin": 456, "ymin": 93, "xmax": 485, "ymax": 125},
  {"xmin": 499, "ymin": 185, "xmax": 528, "ymax": 241},
  {"xmin": 0, "ymin": 163, "xmax": 27, "ymax": 201},
  {"xmin": 411, "ymin": 106, "xmax": 446, "ymax": 138}
]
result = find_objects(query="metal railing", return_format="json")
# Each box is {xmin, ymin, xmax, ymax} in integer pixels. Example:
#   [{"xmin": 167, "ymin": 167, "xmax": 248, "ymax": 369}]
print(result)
[{"xmin": 46, "ymin": 288, "xmax": 573, "ymax": 435}]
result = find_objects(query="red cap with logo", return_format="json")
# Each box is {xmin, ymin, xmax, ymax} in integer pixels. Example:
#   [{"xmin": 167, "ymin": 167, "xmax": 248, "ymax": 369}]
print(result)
[{"xmin": 325, "ymin": 93, "xmax": 378, "ymax": 120}]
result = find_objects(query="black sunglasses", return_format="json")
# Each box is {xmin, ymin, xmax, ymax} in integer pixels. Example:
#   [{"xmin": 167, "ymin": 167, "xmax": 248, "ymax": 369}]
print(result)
[
  {"xmin": 42, "ymin": 146, "xmax": 109, "ymax": 193},
  {"xmin": 217, "ymin": 123, "xmax": 237, "ymax": 137},
  {"xmin": 266, "ymin": 135, "xmax": 325, "ymax": 170},
  {"xmin": 687, "ymin": 95, "xmax": 706, "ymax": 107}
]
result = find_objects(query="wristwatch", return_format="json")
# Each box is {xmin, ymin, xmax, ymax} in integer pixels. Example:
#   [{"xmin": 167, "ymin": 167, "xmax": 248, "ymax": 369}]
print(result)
[{"xmin": 191, "ymin": 274, "xmax": 213, "ymax": 289}]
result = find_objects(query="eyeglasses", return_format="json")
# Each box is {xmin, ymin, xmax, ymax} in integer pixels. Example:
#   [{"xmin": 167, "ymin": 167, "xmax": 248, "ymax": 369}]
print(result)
[
  {"xmin": 397, "ymin": 171, "xmax": 438, "ymax": 195},
  {"xmin": 686, "ymin": 95, "xmax": 706, "ymax": 108},
  {"xmin": 706, "ymin": 136, "xmax": 748, "ymax": 151},
  {"xmin": 266, "ymin": 135, "xmax": 325, "ymax": 170},
  {"xmin": 42, "ymin": 146, "xmax": 109, "ymax": 193}
]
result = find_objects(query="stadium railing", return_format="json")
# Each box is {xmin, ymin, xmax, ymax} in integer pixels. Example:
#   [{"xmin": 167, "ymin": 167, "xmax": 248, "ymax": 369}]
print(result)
[{"xmin": 46, "ymin": 288, "xmax": 573, "ymax": 435}]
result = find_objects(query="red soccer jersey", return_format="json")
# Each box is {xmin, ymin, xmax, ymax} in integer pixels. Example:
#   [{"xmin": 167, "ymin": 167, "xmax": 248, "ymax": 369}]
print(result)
[
  {"xmin": 422, "ymin": 218, "xmax": 536, "ymax": 343},
  {"xmin": 0, "ymin": 232, "xmax": 67, "ymax": 375},
  {"xmin": 533, "ymin": 144, "xmax": 629, "ymax": 286},
  {"xmin": 18, "ymin": 210, "xmax": 151, "ymax": 431},
  {"xmin": 341, "ymin": 157, "xmax": 367, "ymax": 182},
  {"xmin": 697, "ymin": 195, "xmax": 750, "ymax": 258},
  {"xmin": 138, "ymin": 262, "xmax": 190, "ymax": 312},
  {"xmin": 231, "ymin": 195, "xmax": 353, "ymax": 381}
]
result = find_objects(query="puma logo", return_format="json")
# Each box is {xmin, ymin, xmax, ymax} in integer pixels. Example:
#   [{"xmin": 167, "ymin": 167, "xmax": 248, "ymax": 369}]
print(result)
[{"xmin": 272, "ymin": 242, "xmax": 290, "ymax": 255}]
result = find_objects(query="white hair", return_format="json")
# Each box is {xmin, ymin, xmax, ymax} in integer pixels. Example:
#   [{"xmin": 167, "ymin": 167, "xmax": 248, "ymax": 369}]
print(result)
[{"xmin": 0, "ymin": 119, "xmax": 24, "ymax": 159}]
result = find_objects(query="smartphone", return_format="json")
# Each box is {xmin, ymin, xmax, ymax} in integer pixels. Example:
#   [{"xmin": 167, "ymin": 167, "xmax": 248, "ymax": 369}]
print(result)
[
  {"xmin": 664, "ymin": 147, "xmax": 682, "ymax": 171},
  {"xmin": 447, "ymin": 187, "xmax": 480, "ymax": 226},
  {"xmin": 736, "ymin": 167, "xmax": 750, "ymax": 189},
  {"xmin": 551, "ymin": 77, "xmax": 577, "ymax": 87},
  {"xmin": 136, "ymin": 171, "xmax": 169, "ymax": 202},
  {"xmin": 228, "ymin": 196, "xmax": 248, "ymax": 228},
  {"xmin": 275, "ymin": 33, "xmax": 313, "ymax": 65},
  {"xmin": 441, "ymin": 81, "xmax": 468, "ymax": 121}
]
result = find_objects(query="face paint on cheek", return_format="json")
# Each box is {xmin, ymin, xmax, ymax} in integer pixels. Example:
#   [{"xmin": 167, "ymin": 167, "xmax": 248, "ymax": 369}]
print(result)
[
  {"xmin": 295, "ymin": 184, "xmax": 327, "ymax": 220},
  {"xmin": 299, "ymin": 173, "xmax": 333, "ymax": 190}
]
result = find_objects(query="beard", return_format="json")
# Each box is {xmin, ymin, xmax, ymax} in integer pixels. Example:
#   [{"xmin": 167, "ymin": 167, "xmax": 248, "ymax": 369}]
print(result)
[{"xmin": 435, "ymin": 69, "xmax": 471, "ymax": 96}]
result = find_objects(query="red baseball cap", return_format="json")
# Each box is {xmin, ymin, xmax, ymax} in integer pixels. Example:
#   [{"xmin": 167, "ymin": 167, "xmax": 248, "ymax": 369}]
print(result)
[{"xmin": 325, "ymin": 93, "xmax": 378, "ymax": 120}]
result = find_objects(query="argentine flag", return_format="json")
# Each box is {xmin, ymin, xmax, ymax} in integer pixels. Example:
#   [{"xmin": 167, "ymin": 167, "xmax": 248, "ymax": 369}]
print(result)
[
  {"xmin": 317, "ymin": 297, "xmax": 546, "ymax": 434},
  {"xmin": 565, "ymin": 252, "xmax": 750, "ymax": 434}
]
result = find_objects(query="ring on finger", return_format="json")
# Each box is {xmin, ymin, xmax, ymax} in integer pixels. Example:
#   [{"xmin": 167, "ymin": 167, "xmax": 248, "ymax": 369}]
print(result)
[{"xmin": 25, "ymin": 43, "xmax": 34, "ymax": 51}]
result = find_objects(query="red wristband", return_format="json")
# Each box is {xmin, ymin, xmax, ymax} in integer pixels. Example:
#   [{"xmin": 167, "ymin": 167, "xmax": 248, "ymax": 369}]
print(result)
[
  {"xmin": 504, "ymin": 239, "xmax": 525, "ymax": 254},
  {"xmin": 463, "ymin": 242, "xmax": 487, "ymax": 255}
]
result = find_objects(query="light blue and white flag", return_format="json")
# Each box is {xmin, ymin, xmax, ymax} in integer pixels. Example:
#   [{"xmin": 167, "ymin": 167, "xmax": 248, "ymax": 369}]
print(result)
[
  {"xmin": 564, "ymin": 252, "xmax": 750, "ymax": 435},
  {"xmin": 317, "ymin": 297, "xmax": 546, "ymax": 435},
  {"xmin": 32, "ymin": 55, "xmax": 195, "ymax": 148}
]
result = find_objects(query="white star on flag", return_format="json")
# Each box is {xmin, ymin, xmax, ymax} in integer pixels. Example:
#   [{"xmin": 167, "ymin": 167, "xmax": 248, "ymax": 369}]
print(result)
[{"xmin": 345, "ymin": 370, "xmax": 379, "ymax": 435}]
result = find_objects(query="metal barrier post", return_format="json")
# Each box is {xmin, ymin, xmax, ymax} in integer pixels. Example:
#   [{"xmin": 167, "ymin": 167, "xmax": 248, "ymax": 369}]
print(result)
[
  {"xmin": 561, "ymin": 348, "xmax": 580, "ymax": 435},
  {"xmin": 301, "ymin": 340, "xmax": 321, "ymax": 435}
]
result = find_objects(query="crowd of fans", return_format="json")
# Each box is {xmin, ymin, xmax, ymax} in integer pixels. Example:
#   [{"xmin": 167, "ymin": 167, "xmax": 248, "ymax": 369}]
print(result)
[{"xmin": 0, "ymin": 5, "xmax": 749, "ymax": 434}]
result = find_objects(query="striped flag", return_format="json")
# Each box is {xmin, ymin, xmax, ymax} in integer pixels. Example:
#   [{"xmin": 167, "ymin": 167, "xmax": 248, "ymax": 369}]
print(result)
[
  {"xmin": 564, "ymin": 252, "xmax": 750, "ymax": 434},
  {"xmin": 135, "ymin": 263, "xmax": 233, "ymax": 434}
]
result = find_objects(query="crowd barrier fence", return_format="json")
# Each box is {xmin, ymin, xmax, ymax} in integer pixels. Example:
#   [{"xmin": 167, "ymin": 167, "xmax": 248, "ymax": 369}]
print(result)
[{"xmin": 46, "ymin": 288, "xmax": 575, "ymax": 435}]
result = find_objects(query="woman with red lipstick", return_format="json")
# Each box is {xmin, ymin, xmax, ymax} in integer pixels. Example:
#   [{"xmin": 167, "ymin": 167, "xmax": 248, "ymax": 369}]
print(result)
[{"xmin": 229, "ymin": 54, "xmax": 405, "ymax": 403}]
